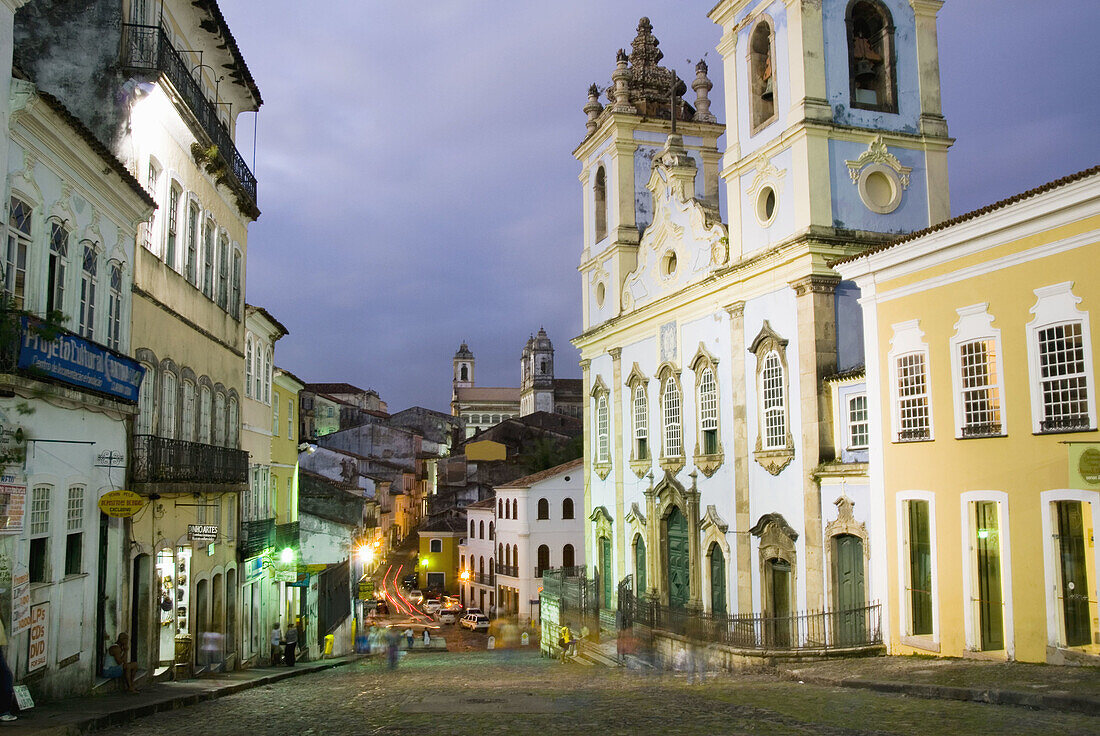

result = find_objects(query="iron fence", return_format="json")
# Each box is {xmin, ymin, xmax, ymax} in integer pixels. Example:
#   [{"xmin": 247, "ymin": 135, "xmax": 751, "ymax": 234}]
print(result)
[
  {"xmin": 120, "ymin": 23, "xmax": 257, "ymax": 206},
  {"xmin": 131, "ymin": 434, "xmax": 249, "ymax": 485},
  {"xmin": 541, "ymin": 567, "xmax": 598, "ymax": 633},
  {"xmin": 630, "ymin": 597, "xmax": 882, "ymax": 651}
]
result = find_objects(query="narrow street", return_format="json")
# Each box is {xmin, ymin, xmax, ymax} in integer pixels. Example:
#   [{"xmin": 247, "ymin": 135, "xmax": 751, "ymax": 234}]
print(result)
[{"xmin": 103, "ymin": 651, "xmax": 1098, "ymax": 736}]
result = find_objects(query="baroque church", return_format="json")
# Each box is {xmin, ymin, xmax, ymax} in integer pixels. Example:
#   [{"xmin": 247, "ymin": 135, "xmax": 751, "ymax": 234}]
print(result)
[
  {"xmin": 451, "ymin": 329, "xmax": 583, "ymax": 438},
  {"xmin": 574, "ymin": 1, "xmax": 950, "ymax": 628}
]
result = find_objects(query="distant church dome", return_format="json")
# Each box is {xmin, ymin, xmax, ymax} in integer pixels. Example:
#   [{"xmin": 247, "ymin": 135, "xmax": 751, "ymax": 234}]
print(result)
[{"xmin": 454, "ymin": 342, "xmax": 474, "ymax": 359}]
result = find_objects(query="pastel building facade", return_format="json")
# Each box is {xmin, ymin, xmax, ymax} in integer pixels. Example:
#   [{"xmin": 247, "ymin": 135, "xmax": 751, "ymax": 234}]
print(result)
[
  {"xmin": 575, "ymin": 1, "xmax": 949, "ymax": 635},
  {"xmin": 837, "ymin": 168, "xmax": 1100, "ymax": 663}
]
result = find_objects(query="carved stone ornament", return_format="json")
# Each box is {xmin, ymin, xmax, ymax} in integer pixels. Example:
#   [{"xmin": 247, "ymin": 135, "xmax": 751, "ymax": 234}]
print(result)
[
  {"xmin": 746, "ymin": 151, "xmax": 786, "ymax": 200},
  {"xmin": 845, "ymin": 135, "xmax": 912, "ymax": 189},
  {"xmin": 753, "ymin": 446, "xmax": 794, "ymax": 476},
  {"xmin": 625, "ymin": 502, "xmax": 647, "ymax": 528},
  {"xmin": 700, "ymin": 505, "xmax": 729, "ymax": 534},
  {"xmin": 589, "ymin": 505, "xmax": 614, "ymax": 539},
  {"xmin": 824, "ymin": 495, "xmax": 867, "ymax": 541}
]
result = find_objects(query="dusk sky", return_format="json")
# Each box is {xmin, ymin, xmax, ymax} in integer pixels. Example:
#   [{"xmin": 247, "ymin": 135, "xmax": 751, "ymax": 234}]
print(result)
[{"xmin": 218, "ymin": 1, "xmax": 1100, "ymax": 415}]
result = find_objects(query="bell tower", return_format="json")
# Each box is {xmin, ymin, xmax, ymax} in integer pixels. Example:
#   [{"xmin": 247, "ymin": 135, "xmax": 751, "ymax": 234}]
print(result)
[
  {"xmin": 521, "ymin": 328, "xmax": 556, "ymax": 415},
  {"xmin": 575, "ymin": 18, "xmax": 725, "ymax": 332},
  {"xmin": 709, "ymin": 0, "xmax": 952, "ymax": 260},
  {"xmin": 452, "ymin": 342, "xmax": 474, "ymax": 415}
]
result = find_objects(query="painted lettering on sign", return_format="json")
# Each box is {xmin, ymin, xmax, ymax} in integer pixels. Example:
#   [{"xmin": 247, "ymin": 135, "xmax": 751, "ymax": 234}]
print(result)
[{"xmin": 27, "ymin": 602, "xmax": 48, "ymax": 672}]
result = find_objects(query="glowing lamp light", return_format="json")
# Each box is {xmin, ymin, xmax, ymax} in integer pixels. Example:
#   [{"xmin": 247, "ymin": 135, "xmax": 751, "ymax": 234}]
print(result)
[
  {"xmin": 280, "ymin": 547, "xmax": 296, "ymax": 564},
  {"xmin": 356, "ymin": 545, "xmax": 373, "ymax": 564},
  {"xmin": 976, "ymin": 529, "xmax": 990, "ymax": 540},
  {"xmin": 459, "ymin": 570, "xmax": 470, "ymax": 582},
  {"xmin": 421, "ymin": 558, "xmax": 429, "ymax": 568}
]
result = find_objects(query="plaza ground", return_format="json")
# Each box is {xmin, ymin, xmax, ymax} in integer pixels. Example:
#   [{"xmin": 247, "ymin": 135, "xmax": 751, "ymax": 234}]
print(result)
[{"xmin": 90, "ymin": 649, "xmax": 1098, "ymax": 736}]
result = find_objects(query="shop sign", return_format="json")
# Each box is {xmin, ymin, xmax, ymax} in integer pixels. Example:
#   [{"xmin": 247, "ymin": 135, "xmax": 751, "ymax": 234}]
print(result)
[
  {"xmin": 0, "ymin": 418, "xmax": 26, "ymax": 467},
  {"xmin": 0, "ymin": 478, "xmax": 26, "ymax": 534},
  {"xmin": 1069, "ymin": 444, "xmax": 1100, "ymax": 488},
  {"xmin": 10, "ymin": 566, "xmax": 29, "ymax": 635},
  {"xmin": 98, "ymin": 490, "xmax": 144, "ymax": 518},
  {"xmin": 17, "ymin": 317, "xmax": 145, "ymax": 402},
  {"xmin": 273, "ymin": 570, "xmax": 297, "ymax": 583},
  {"xmin": 358, "ymin": 579, "xmax": 374, "ymax": 600},
  {"xmin": 244, "ymin": 556, "xmax": 264, "ymax": 581},
  {"xmin": 287, "ymin": 574, "xmax": 310, "ymax": 588},
  {"xmin": 27, "ymin": 602, "xmax": 48, "ymax": 672},
  {"xmin": 187, "ymin": 524, "xmax": 218, "ymax": 541}
]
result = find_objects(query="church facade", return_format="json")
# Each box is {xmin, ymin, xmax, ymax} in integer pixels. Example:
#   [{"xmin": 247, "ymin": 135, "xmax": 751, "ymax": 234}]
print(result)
[
  {"xmin": 452, "ymin": 330, "xmax": 582, "ymax": 438},
  {"xmin": 574, "ymin": 0, "xmax": 950, "ymax": 633}
]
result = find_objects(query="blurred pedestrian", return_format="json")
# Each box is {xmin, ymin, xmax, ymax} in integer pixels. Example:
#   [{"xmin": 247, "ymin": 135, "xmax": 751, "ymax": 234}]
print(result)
[
  {"xmin": 270, "ymin": 624, "xmax": 282, "ymax": 666},
  {"xmin": 404, "ymin": 626, "xmax": 413, "ymax": 648},
  {"xmin": 284, "ymin": 621, "xmax": 298, "ymax": 666},
  {"xmin": 105, "ymin": 633, "xmax": 139, "ymax": 693},
  {"xmin": 0, "ymin": 617, "xmax": 13, "ymax": 720},
  {"xmin": 558, "ymin": 626, "xmax": 571, "ymax": 663},
  {"xmin": 422, "ymin": 628, "xmax": 431, "ymax": 648},
  {"xmin": 386, "ymin": 627, "xmax": 400, "ymax": 669}
]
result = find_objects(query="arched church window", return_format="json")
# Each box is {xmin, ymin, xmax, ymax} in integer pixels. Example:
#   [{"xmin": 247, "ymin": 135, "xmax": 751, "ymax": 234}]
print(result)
[
  {"xmin": 847, "ymin": 0, "xmax": 897, "ymax": 112},
  {"xmin": 460, "ymin": 364, "xmax": 468, "ymax": 381},
  {"xmin": 749, "ymin": 19, "xmax": 777, "ymax": 131},
  {"xmin": 594, "ymin": 166, "xmax": 608, "ymax": 243}
]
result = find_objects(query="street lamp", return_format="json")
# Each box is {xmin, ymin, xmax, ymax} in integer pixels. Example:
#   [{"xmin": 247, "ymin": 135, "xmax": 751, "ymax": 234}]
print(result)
[
  {"xmin": 280, "ymin": 547, "xmax": 296, "ymax": 565},
  {"xmin": 459, "ymin": 570, "xmax": 470, "ymax": 583}
]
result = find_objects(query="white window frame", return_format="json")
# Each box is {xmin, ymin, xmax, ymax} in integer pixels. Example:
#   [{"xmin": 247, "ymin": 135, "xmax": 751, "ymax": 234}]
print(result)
[
  {"xmin": 214, "ymin": 392, "xmax": 226, "ymax": 446},
  {"xmin": 78, "ymin": 242, "xmax": 97, "ymax": 339},
  {"xmin": 958, "ymin": 491, "xmax": 1014, "ymax": 658},
  {"xmin": 888, "ymin": 320, "xmax": 934, "ymax": 442},
  {"xmin": 136, "ymin": 364, "xmax": 155, "ymax": 435},
  {"xmin": 288, "ymin": 399, "xmax": 294, "ymax": 439},
  {"xmin": 847, "ymin": 393, "xmax": 869, "ymax": 450},
  {"xmin": 895, "ymin": 490, "xmax": 939, "ymax": 649},
  {"xmin": 5, "ymin": 195, "xmax": 32, "ymax": 309},
  {"xmin": 228, "ymin": 397, "xmax": 239, "ymax": 448},
  {"xmin": 596, "ymin": 393, "xmax": 609, "ymax": 464},
  {"xmin": 199, "ymin": 385, "xmax": 212, "ymax": 444},
  {"xmin": 661, "ymin": 374, "xmax": 683, "ymax": 458},
  {"xmin": 160, "ymin": 371, "xmax": 177, "ymax": 439},
  {"xmin": 273, "ymin": 391, "xmax": 280, "ymax": 437},
  {"xmin": 1026, "ymin": 282, "xmax": 1096, "ymax": 434},
  {"xmin": 47, "ymin": 219, "xmax": 69, "ymax": 315},
  {"xmin": 107, "ymin": 263, "xmax": 123, "ymax": 350},
  {"xmin": 698, "ymin": 366, "xmax": 718, "ymax": 454},
  {"xmin": 181, "ymin": 379, "xmax": 196, "ymax": 442},
  {"xmin": 950, "ymin": 303, "xmax": 1007, "ymax": 438},
  {"xmin": 165, "ymin": 182, "xmax": 181, "ymax": 270},
  {"xmin": 245, "ymin": 335, "xmax": 254, "ymax": 399},
  {"xmin": 760, "ymin": 352, "xmax": 786, "ymax": 450}
]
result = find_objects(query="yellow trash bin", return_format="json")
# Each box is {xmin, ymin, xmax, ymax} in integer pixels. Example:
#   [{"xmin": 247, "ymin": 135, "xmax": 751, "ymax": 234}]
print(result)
[{"xmin": 324, "ymin": 633, "xmax": 334, "ymax": 658}]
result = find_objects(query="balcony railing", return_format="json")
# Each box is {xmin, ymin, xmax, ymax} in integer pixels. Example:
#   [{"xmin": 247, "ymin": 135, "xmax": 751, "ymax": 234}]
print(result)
[
  {"xmin": 120, "ymin": 23, "xmax": 257, "ymax": 208},
  {"xmin": 897, "ymin": 428, "xmax": 930, "ymax": 442},
  {"xmin": 131, "ymin": 434, "xmax": 249, "ymax": 485},
  {"xmin": 239, "ymin": 517, "xmax": 275, "ymax": 559},
  {"xmin": 498, "ymin": 565, "xmax": 518, "ymax": 578},
  {"xmin": 1041, "ymin": 414, "xmax": 1091, "ymax": 433},
  {"xmin": 276, "ymin": 521, "xmax": 300, "ymax": 550},
  {"xmin": 961, "ymin": 422, "xmax": 1003, "ymax": 438}
]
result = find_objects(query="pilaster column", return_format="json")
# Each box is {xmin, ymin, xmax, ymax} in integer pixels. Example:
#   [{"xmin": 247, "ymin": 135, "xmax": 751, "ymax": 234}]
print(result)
[
  {"xmin": 686, "ymin": 471, "xmax": 703, "ymax": 608},
  {"xmin": 724, "ymin": 301, "xmax": 752, "ymax": 613},
  {"xmin": 791, "ymin": 274, "xmax": 839, "ymax": 611},
  {"xmin": 642, "ymin": 473, "xmax": 659, "ymax": 600},
  {"xmin": 910, "ymin": 0, "xmax": 948, "ymax": 135},
  {"xmin": 580, "ymin": 358, "xmax": 593, "ymax": 571},
  {"xmin": 610, "ymin": 348, "xmax": 626, "ymax": 581}
]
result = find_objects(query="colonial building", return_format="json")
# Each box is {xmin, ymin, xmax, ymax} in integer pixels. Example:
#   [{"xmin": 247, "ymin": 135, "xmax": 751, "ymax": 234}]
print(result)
[
  {"xmin": 452, "ymin": 331, "xmax": 582, "ymax": 438},
  {"xmin": 0, "ymin": 52, "xmax": 152, "ymax": 699},
  {"xmin": 14, "ymin": 0, "xmax": 261, "ymax": 679},
  {"xmin": 836, "ymin": 168, "xmax": 1100, "ymax": 664},
  {"xmin": 494, "ymin": 459, "xmax": 585, "ymax": 623},
  {"xmin": 458, "ymin": 497, "xmax": 496, "ymax": 613},
  {"xmin": 574, "ymin": 2, "xmax": 950, "ymax": 643}
]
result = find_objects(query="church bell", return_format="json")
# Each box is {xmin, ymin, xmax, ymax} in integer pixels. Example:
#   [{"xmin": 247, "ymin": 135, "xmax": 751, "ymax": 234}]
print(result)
[
  {"xmin": 761, "ymin": 76, "xmax": 773, "ymax": 101},
  {"xmin": 855, "ymin": 59, "xmax": 877, "ymax": 86}
]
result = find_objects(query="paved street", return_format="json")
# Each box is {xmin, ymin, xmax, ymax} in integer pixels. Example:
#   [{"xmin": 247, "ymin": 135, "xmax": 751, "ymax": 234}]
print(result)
[{"xmin": 106, "ymin": 650, "xmax": 1097, "ymax": 736}]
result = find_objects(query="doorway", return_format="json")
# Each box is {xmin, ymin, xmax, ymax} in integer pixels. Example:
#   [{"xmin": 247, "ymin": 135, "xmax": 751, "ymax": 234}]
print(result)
[
  {"xmin": 765, "ymin": 557, "xmax": 791, "ymax": 647},
  {"xmin": 973, "ymin": 501, "xmax": 1004, "ymax": 651},
  {"xmin": 665, "ymin": 507, "xmax": 689, "ymax": 610},
  {"xmin": 1056, "ymin": 501, "xmax": 1091, "ymax": 647},
  {"xmin": 833, "ymin": 534, "xmax": 865, "ymax": 645}
]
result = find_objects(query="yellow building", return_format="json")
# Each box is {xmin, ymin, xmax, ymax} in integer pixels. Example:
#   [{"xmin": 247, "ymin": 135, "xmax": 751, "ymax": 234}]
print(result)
[
  {"xmin": 837, "ymin": 167, "xmax": 1100, "ymax": 663},
  {"xmin": 272, "ymin": 367, "xmax": 305, "ymax": 624},
  {"xmin": 417, "ymin": 518, "xmax": 464, "ymax": 595}
]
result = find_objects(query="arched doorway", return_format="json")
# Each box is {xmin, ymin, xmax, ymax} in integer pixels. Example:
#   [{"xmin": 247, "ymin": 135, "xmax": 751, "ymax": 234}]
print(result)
[
  {"xmin": 195, "ymin": 578, "xmax": 209, "ymax": 668},
  {"xmin": 225, "ymin": 568, "xmax": 237, "ymax": 661},
  {"xmin": 598, "ymin": 536, "xmax": 612, "ymax": 609},
  {"xmin": 833, "ymin": 534, "xmax": 865, "ymax": 646},
  {"xmin": 211, "ymin": 573, "xmax": 225, "ymax": 669},
  {"xmin": 633, "ymin": 535, "xmax": 646, "ymax": 596},
  {"xmin": 765, "ymin": 558, "xmax": 791, "ymax": 647},
  {"xmin": 708, "ymin": 543, "xmax": 726, "ymax": 615},
  {"xmin": 665, "ymin": 506, "xmax": 689, "ymax": 610}
]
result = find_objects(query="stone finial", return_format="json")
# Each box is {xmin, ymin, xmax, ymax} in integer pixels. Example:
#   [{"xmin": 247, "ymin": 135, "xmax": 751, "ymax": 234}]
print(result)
[
  {"xmin": 610, "ymin": 49, "xmax": 636, "ymax": 113},
  {"xmin": 584, "ymin": 83, "xmax": 604, "ymax": 135},
  {"xmin": 692, "ymin": 59, "xmax": 716, "ymax": 123}
]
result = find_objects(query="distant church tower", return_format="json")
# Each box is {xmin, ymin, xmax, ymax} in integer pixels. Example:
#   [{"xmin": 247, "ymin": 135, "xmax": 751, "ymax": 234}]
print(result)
[
  {"xmin": 451, "ymin": 342, "xmax": 474, "ymax": 415},
  {"xmin": 520, "ymin": 328, "xmax": 555, "ymax": 415}
]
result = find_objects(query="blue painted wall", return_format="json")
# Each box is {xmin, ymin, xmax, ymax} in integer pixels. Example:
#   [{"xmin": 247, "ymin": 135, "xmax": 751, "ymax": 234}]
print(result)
[
  {"xmin": 835, "ymin": 280, "xmax": 864, "ymax": 372},
  {"xmin": 828, "ymin": 138, "xmax": 929, "ymax": 232}
]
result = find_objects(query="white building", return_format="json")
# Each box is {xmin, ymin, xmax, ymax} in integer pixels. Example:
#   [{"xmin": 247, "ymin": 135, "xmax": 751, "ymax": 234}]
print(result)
[
  {"xmin": 494, "ymin": 459, "xmax": 584, "ymax": 623},
  {"xmin": 0, "ymin": 68, "xmax": 153, "ymax": 698},
  {"xmin": 459, "ymin": 497, "xmax": 496, "ymax": 614}
]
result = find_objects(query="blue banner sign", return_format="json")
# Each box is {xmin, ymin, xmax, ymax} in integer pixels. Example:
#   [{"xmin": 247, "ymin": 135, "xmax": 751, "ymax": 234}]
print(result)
[{"xmin": 17, "ymin": 317, "xmax": 145, "ymax": 402}]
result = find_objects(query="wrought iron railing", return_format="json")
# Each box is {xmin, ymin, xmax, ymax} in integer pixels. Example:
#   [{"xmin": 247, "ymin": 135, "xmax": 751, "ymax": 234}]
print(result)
[
  {"xmin": 120, "ymin": 23, "xmax": 257, "ymax": 207},
  {"xmin": 962, "ymin": 422, "xmax": 1003, "ymax": 438},
  {"xmin": 1041, "ymin": 414, "xmax": 1090, "ymax": 433},
  {"xmin": 472, "ymin": 572, "xmax": 494, "ymax": 586},
  {"xmin": 630, "ymin": 598, "xmax": 882, "ymax": 652},
  {"xmin": 897, "ymin": 428, "xmax": 930, "ymax": 442},
  {"xmin": 497, "ymin": 565, "xmax": 518, "ymax": 577},
  {"xmin": 275, "ymin": 521, "xmax": 299, "ymax": 550},
  {"xmin": 131, "ymin": 434, "xmax": 249, "ymax": 485},
  {"xmin": 238, "ymin": 517, "xmax": 275, "ymax": 559}
]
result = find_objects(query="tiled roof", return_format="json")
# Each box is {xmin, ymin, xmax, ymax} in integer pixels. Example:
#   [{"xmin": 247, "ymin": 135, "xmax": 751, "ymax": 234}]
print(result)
[
  {"xmin": 455, "ymin": 387, "xmax": 521, "ymax": 402},
  {"xmin": 466, "ymin": 497, "xmax": 496, "ymax": 509},
  {"xmin": 496, "ymin": 457, "xmax": 584, "ymax": 490},
  {"xmin": 194, "ymin": 0, "xmax": 262, "ymax": 106},
  {"xmin": 306, "ymin": 382, "xmax": 373, "ymax": 395},
  {"xmin": 832, "ymin": 165, "xmax": 1100, "ymax": 267},
  {"xmin": 245, "ymin": 303, "xmax": 289, "ymax": 337},
  {"xmin": 824, "ymin": 365, "xmax": 866, "ymax": 383}
]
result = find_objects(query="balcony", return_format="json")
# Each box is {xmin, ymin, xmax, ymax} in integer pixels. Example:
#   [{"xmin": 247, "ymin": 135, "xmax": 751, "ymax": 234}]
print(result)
[
  {"xmin": 120, "ymin": 23, "xmax": 258, "ymax": 211},
  {"xmin": 275, "ymin": 521, "xmax": 300, "ymax": 550},
  {"xmin": 239, "ymin": 517, "xmax": 275, "ymax": 559},
  {"xmin": 498, "ymin": 565, "xmax": 518, "ymax": 578},
  {"xmin": 131, "ymin": 434, "xmax": 249, "ymax": 486}
]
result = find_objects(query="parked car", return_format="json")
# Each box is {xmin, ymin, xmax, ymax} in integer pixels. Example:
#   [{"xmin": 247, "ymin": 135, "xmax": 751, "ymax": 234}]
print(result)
[
  {"xmin": 402, "ymin": 573, "xmax": 418, "ymax": 589},
  {"xmin": 407, "ymin": 589, "xmax": 424, "ymax": 604},
  {"xmin": 423, "ymin": 598, "xmax": 442, "ymax": 614},
  {"xmin": 459, "ymin": 613, "xmax": 490, "ymax": 632},
  {"xmin": 464, "ymin": 607, "xmax": 483, "ymax": 617},
  {"xmin": 437, "ymin": 608, "xmax": 458, "ymax": 624}
]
